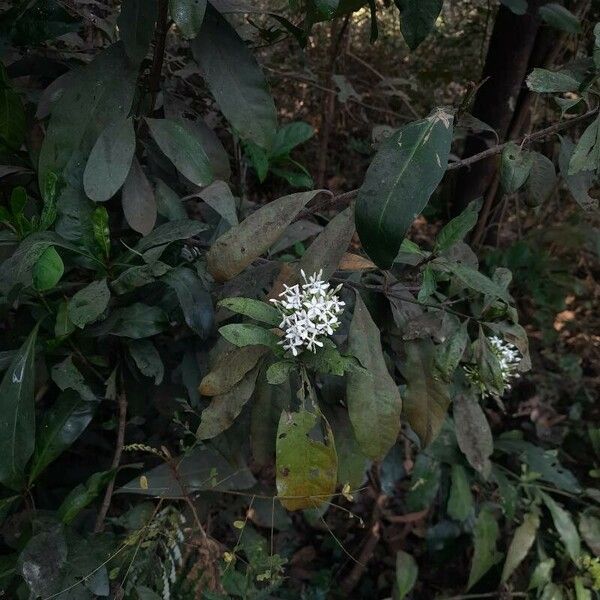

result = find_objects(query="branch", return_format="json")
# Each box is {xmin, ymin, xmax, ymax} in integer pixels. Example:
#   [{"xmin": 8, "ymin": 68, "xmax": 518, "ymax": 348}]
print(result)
[
  {"xmin": 311, "ymin": 108, "xmax": 598, "ymax": 213},
  {"xmin": 148, "ymin": 0, "xmax": 170, "ymax": 113},
  {"xmin": 95, "ymin": 382, "xmax": 128, "ymax": 533}
]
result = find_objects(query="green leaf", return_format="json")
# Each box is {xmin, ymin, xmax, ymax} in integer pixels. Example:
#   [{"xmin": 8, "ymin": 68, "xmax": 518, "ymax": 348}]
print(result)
[
  {"xmin": 29, "ymin": 390, "xmax": 97, "ymax": 483},
  {"xmin": 218, "ymin": 297, "xmax": 281, "ymax": 326},
  {"xmin": 170, "ymin": 0, "xmax": 207, "ymax": 38},
  {"xmin": 526, "ymin": 67, "xmax": 583, "ymax": 93},
  {"xmin": 276, "ymin": 409, "xmax": 337, "ymax": 511},
  {"xmin": 346, "ymin": 292, "xmax": 402, "ymax": 461},
  {"xmin": 38, "ymin": 44, "xmax": 138, "ymax": 245},
  {"xmin": 0, "ymin": 83, "xmax": 25, "ymax": 151},
  {"xmin": 394, "ymin": 550, "xmax": 418, "ymax": 600},
  {"xmin": 122, "ymin": 157, "xmax": 157, "ymax": 236},
  {"xmin": 313, "ymin": 0, "xmax": 340, "ymax": 19},
  {"xmin": 54, "ymin": 300, "xmax": 75, "ymax": 338},
  {"xmin": 207, "ymin": 190, "xmax": 321, "ymax": 282},
  {"xmin": 501, "ymin": 512, "xmax": 540, "ymax": 582},
  {"xmin": 529, "ymin": 559, "xmax": 555, "ymax": 591},
  {"xmin": 191, "ymin": 7, "xmax": 277, "ymax": 149},
  {"xmin": 219, "ymin": 323, "xmax": 280, "ymax": 349},
  {"xmin": 526, "ymin": 151, "xmax": 557, "ymax": 207},
  {"xmin": 302, "ymin": 341, "xmax": 365, "ymax": 377},
  {"xmin": 155, "ymin": 180, "xmax": 187, "ymax": 221},
  {"xmin": 396, "ymin": 0, "xmax": 443, "ymax": 50},
  {"xmin": 405, "ymin": 453, "xmax": 440, "ymax": 511},
  {"xmin": 355, "ymin": 108, "xmax": 453, "ymax": 268},
  {"xmin": 435, "ymin": 199, "xmax": 481, "ymax": 252},
  {"xmin": 402, "ymin": 338, "xmax": 451, "ymax": 446},
  {"xmin": 539, "ymin": 3, "xmax": 581, "ymax": 34},
  {"xmin": 197, "ymin": 180, "xmax": 238, "ymax": 226},
  {"xmin": 96, "ymin": 303, "xmax": 168, "ymax": 338},
  {"xmin": 196, "ymin": 365, "xmax": 260, "ymax": 440},
  {"xmin": 119, "ymin": 444, "xmax": 256, "ymax": 496},
  {"xmin": 83, "ymin": 117, "xmax": 136, "ymax": 202},
  {"xmin": 117, "ymin": 0, "xmax": 158, "ymax": 62},
  {"xmin": 92, "ymin": 205, "xmax": 111, "ymax": 259},
  {"xmin": 245, "ymin": 140, "xmax": 270, "ymax": 182},
  {"xmin": 200, "ymin": 345, "xmax": 268, "ymax": 396},
  {"xmin": 51, "ymin": 356, "xmax": 96, "ymax": 402},
  {"xmin": 58, "ymin": 469, "xmax": 115, "ymax": 524},
  {"xmin": 541, "ymin": 492, "xmax": 581, "ymax": 563},
  {"xmin": 468, "ymin": 506, "xmax": 501, "ymax": 589},
  {"xmin": 32, "ymin": 246, "xmax": 64, "ymax": 291},
  {"xmin": 559, "ymin": 136, "xmax": 597, "ymax": 211},
  {"xmin": 579, "ymin": 511, "xmax": 600, "ymax": 556},
  {"xmin": 0, "ymin": 323, "xmax": 40, "ymax": 488},
  {"xmin": 435, "ymin": 319, "xmax": 468, "ymax": 380},
  {"xmin": 146, "ymin": 118, "xmax": 213, "ymax": 186},
  {"xmin": 128, "ymin": 340, "xmax": 164, "ymax": 384},
  {"xmin": 271, "ymin": 122, "xmax": 315, "ymax": 158},
  {"xmin": 163, "ymin": 267, "xmax": 214, "ymax": 338},
  {"xmin": 453, "ymin": 393, "xmax": 493, "ymax": 479},
  {"xmin": 447, "ymin": 262, "xmax": 512, "ymax": 303},
  {"xmin": 134, "ymin": 219, "xmax": 208, "ymax": 254},
  {"xmin": 499, "ymin": 0, "xmax": 526, "ymax": 13},
  {"xmin": 568, "ymin": 116, "xmax": 600, "ymax": 176},
  {"xmin": 68, "ymin": 278, "xmax": 110, "ymax": 328},
  {"xmin": 595, "ymin": 23, "xmax": 600, "ymax": 69},
  {"xmin": 500, "ymin": 142, "xmax": 533, "ymax": 194},
  {"xmin": 447, "ymin": 464, "xmax": 473, "ymax": 522},
  {"xmin": 265, "ymin": 360, "xmax": 296, "ymax": 385}
]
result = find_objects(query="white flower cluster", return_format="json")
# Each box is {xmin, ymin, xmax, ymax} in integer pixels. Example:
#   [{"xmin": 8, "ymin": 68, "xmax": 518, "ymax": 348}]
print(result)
[
  {"xmin": 465, "ymin": 335, "xmax": 522, "ymax": 398},
  {"xmin": 271, "ymin": 270, "xmax": 345, "ymax": 356}
]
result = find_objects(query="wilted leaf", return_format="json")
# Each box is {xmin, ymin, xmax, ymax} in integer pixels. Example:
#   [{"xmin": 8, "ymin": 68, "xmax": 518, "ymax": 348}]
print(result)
[
  {"xmin": 541, "ymin": 492, "xmax": 581, "ymax": 563},
  {"xmin": 0, "ymin": 323, "xmax": 40, "ymax": 488},
  {"xmin": 68, "ymin": 278, "xmax": 110, "ymax": 328},
  {"xmin": 402, "ymin": 338, "xmax": 450, "ymax": 446},
  {"xmin": 122, "ymin": 157, "xmax": 157, "ymax": 236},
  {"xmin": 454, "ymin": 393, "xmax": 493, "ymax": 479},
  {"xmin": 199, "ymin": 345, "xmax": 268, "ymax": 396},
  {"xmin": 276, "ymin": 409, "xmax": 337, "ymax": 511},
  {"xmin": 207, "ymin": 190, "xmax": 321, "ymax": 282},
  {"xmin": 146, "ymin": 118, "xmax": 213, "ymax": 186},
  {"xmin": 191, "ymin": 6, "xmax": 277, "ymax": 149},
  {"xmin": 83, "ymin": 117, "xmax": 136, "ymax": 202},
  {"xmin": 394, "ymin": 550, "xmax": 418, "ymax": 599},
  {"xmin": 501, "ymin": 512, "xmax": 540, "ymax": 582},
  {"xmin": 196, "ymin": 366, "xmax": 260, "ymax": 439},
  {"xmin": 29, "ymin": 390, "xmax": 97, "ymax": 482},
  {"xmin": 355, "ymin": 108, "xmax": 453, "ymax": 268},
  {"xmin": 468, "ymin": 506, "xmax": 501, "ymax": 589},
  {"xmin": 346, "ymin": 292, "xmax": 402, "ymax": 460}
]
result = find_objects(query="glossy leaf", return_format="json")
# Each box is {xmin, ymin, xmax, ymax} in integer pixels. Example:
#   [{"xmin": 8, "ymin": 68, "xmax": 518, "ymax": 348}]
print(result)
[
  {"xmin": 346, "ymin": 292, "xmax": 402, "ymax": 460},
  {"xmin": 468, "ymin": 506, "xmax": 501, "ymax": 589},
  {"xmin": 170, "ymin": 0, "xmax": 207, "ymax": 38},
  {"xmin": 501, "ymin": 512, "xmax": 540, "ymax": 582},
  {"xmin": 83, "ymin": 117, "xmax": 136, "ymax": 202},
  {"xmin": 0, "ymin": 324, "xmax": 40, "ymax": 488},
  {"xmin": 276, "ymin": 409, "xmax": 337, "ymax": 511},
  {"xmin": 191, "ymin": 6, "xmax": 277, "ymax": 149},
  {"xmin": 196, "ymin": 366, "xmax": 260, "ymax": 440},
  {"xmin": 271, "ymin": 121, "xmax": 315, "ymax": 158},
  {"xmin": 146, "ymin": 118, "xmax": 213, "ymax": 186},
  {"xmin": 454, "ymin": 393, "xmax": 493, "ymax": 479},
  {"xmin": 355, "ymin": 109, "xmax": 453, "ymax": 268},
  {"xmin": 207, "ymin": 190, "xmax": 320, "ymax": 282},
  {"xmin": 122, "ymin": 157, "xmax": 157, "ymax": 236},
  {"xmin": 29, "ymin": 390, "xmax": 97, "ymax": 482},
  {"xmin": 396, "ymin": 0, "xmax": 443, "ymax": 50},
  {"xmin": 68, "ymin": 278, "xmax": 110, "ymax": 328},
  {"xmin": 402, "ymin": 338, "xmax": 451, "ymax": 446}
]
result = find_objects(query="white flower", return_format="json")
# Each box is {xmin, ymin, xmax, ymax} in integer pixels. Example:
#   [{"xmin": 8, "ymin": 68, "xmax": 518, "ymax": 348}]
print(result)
[
  {"xmin": 271, "ymin": 270, "xmax": 345, "ymax": 356},
  {"xmin": 464, "ymin": 335, "xmax": 522, "ymax": 398}
]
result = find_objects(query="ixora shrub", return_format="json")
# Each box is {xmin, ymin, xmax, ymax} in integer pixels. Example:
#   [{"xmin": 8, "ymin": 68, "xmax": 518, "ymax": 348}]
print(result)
[{"xmin": 0, "ymin": 0, "xmax": 599, "ymax": 598}]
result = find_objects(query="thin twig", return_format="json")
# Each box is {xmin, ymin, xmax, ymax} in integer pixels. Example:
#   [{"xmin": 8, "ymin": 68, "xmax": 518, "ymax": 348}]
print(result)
[{"xmin": 94, "ymin": 376, "xmax": 128, "ymax": 533}]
